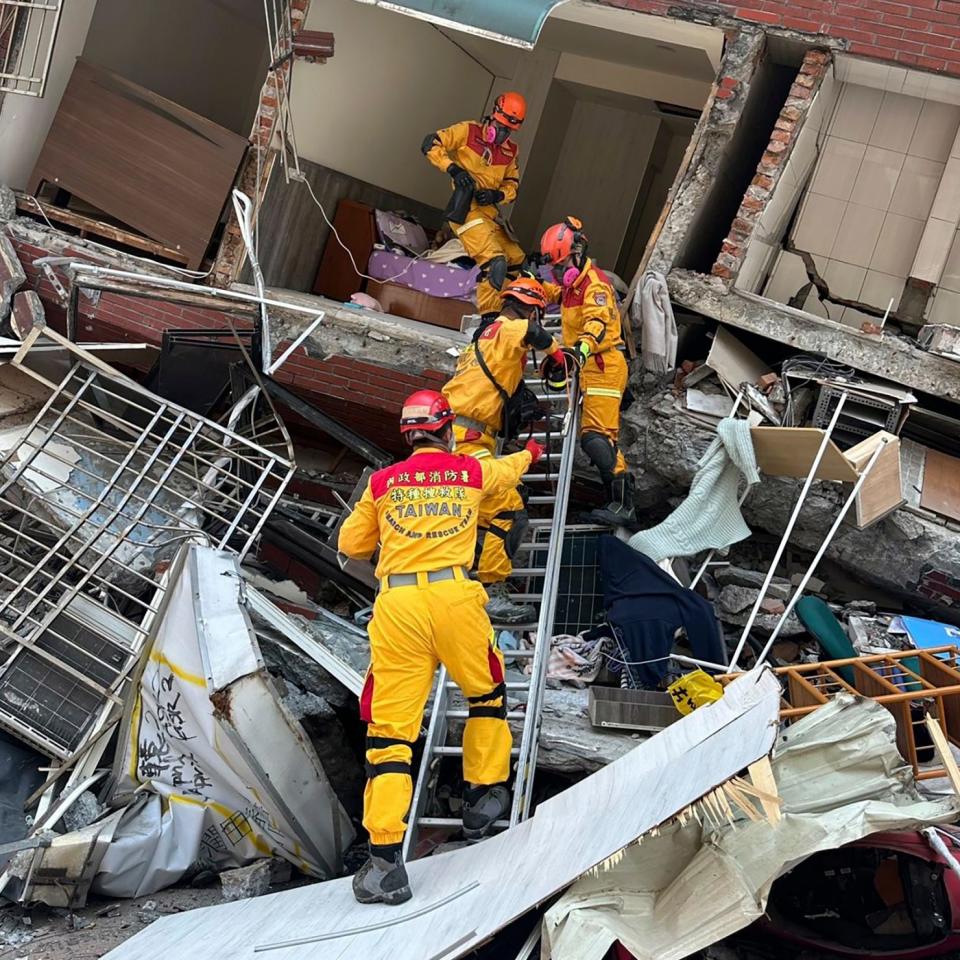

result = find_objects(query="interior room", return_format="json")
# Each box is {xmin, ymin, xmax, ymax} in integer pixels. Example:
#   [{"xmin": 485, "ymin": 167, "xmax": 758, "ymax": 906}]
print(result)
[
  {"xmin": 736, "ymin": 53, "xmax": 960, "ymax": 333},
  {"xmin": 253, "ymin": 0, "xmax": 723, "ymax": 328}
]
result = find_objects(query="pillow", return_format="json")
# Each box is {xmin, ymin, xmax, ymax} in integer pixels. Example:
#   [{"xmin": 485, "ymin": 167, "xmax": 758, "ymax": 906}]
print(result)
[{"xmin": 374, "ymin": 210, "xmax": 429, "ymax": 257}]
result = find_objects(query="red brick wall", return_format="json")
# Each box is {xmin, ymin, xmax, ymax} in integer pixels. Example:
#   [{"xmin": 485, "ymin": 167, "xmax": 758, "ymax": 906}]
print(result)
[
  {"xmin": 604, "ymin": 0, "xmax": 960, "ymax": 74},
  {"xmin": 8, "ymin": 236, "xmax": 444, "ymax": 453},
  {"xmin": 713, "ymin": 49, "xmax": 831, "ymax": 280}
]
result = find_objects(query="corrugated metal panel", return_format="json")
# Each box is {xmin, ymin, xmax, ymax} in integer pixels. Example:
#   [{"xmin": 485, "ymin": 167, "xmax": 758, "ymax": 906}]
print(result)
[{"xmin": 355, "ymin": 0, "xmax": 568, "ymax": 47}]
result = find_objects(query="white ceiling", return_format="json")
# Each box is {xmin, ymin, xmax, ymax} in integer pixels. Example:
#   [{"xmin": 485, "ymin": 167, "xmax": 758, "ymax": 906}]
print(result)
[{"xmin": 439, "ymin": 2, "xmax": 721, "ymax": 84}]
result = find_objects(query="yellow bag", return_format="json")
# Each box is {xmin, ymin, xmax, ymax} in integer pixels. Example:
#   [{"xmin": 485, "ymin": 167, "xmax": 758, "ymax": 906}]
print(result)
[{"xmin": 667, "ymin": 669, "xmax": 724, "ymax": 716}]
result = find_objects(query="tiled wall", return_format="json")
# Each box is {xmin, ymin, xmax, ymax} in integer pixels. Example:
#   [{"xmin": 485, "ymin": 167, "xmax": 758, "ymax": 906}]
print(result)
[{"xmin": 765, "ymin": 81, "xmax": 960, "ymax": 327}]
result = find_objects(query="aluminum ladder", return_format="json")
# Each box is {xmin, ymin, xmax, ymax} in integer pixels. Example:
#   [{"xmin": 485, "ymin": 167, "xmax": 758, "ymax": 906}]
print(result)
[{"xmin": 403, "ymin": 354, "xmax": 581, "ymax": 860}]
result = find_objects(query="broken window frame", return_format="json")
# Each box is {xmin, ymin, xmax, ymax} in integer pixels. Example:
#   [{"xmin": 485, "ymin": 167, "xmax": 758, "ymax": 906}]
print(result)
[
  {"xmin": 0, "ymin": 0, "xmax": 63, "ymax": 98},
  {"xmin": 0, "ymin": 326, "xmax": 294, "ymax": 758}
]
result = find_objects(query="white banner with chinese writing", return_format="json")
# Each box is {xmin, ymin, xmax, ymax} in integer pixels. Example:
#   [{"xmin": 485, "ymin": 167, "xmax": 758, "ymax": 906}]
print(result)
[{"xmin": 96, "ymin": 545, "xmax": 353, "ymax": 898}]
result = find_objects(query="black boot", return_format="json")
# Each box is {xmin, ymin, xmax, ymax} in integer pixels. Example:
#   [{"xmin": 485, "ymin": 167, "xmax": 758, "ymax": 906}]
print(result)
[
  {"xmin": 352, "ymin": 842, "xmax": 412, "ymax": 905},
  {"xmin": 590, "ymin": 472, "xmax": 636, "ymax": 527},
  {"xmin": 462, "ymin": 783, "xmax": 511, "ymax": 841}
]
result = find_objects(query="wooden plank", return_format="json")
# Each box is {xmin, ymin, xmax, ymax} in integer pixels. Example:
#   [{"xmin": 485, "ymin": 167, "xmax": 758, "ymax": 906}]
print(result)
[
  {"xmin": 925, "ymin": 715, "xmax": 960, "ymax": 798},
  {"xmin": 15, "ymin": 195, "xmax": 189, "ymax": 264},
  {"xmin": 844, "ymin": 432, "xmax": 903, "ymax": 528},
  {"xmin": 746, "ymin": 757, "xmax": 781, "ymax": 825},
  {"xmin": 751, "ymin": 427, "xmax": 858, "ymax": 482},
  {"xmin": 28, "ymin": 60, "xmax": 247, "ymax": 269},
  {"xmin": 921, "ymin": 448, "xmax": 960, "ymax": 523}
]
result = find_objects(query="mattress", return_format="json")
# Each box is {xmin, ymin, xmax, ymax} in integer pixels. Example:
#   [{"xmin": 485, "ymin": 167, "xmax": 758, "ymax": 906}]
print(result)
[{"xmin": 367, "ymin": 249, "xmax": 478, "ymax": 300}]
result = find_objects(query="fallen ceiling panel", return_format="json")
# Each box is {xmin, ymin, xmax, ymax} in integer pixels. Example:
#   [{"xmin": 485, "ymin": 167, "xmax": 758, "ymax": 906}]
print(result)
[
  {"xmin": 543, "ymin": 695, "xmax": 960, "ymax": 960},
  {"xmin": 101, "ymin": 667, "xmax": 781, "ymax": 960}
]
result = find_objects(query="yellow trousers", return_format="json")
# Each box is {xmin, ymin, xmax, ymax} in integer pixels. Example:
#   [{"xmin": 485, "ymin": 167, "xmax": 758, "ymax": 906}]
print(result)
[
  {"xmin": 455, "ymin": 215, "xmax": 525, "ymax": 316},
  {"xmin": 580, "ymin": 348, "xmax": 628, "ymax": 475},
  {"xmin": 361, "ymin": 575, "xmax": 511, "ymax": 846},
  {"xmin": 453, "ymin": 425, "xmax": 523, "ymax": 583}
]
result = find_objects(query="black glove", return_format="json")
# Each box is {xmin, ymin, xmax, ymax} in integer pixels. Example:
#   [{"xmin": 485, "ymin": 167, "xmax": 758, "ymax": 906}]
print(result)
[
  {"xmin": 539, "ymin": 355, "xmax": 567, "ymax": 392},
  {"xmin": 448, "ymin": 164, "xmax": 475, "ymax": 192},
  {"xmin": 474, "ymin": 188, "xmax": 505, "ymax": 206},
  {"xmin": 520, "ymin": 251, "xmax": 546, "ymax": 277}
]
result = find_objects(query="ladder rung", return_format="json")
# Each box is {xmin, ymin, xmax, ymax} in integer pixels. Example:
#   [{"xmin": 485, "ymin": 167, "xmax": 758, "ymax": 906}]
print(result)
[
  {"xmin": 528, "ymin": 495, "xmax": 556, "ymax": 504},
  {"xmin": 433, "ymin": 746, "xmax": 521, "ymax": 756},
  {"xmin": 510, "ymin": 567, "xmax": 546, "ymax": 575},
  {"xmin": 445, "ymin": 680, "xmax": 529, "ymax": 690},
  {"xmin": 502, "ymin": 648, "xmax": 536, "ymax": 657},
  {"xmin": 416, "ymin": 817, "xmax": 510, "ymax": 830},
  {"xmin": 491, "ymin": 620, "xmax": 538, "ymax": 629},
  {"xmin": 509, "ymin": 594, "xmax": 543, "ymax": 601},
  {"xmin": 445, "ymin": 710, "xmax": 526, "ymax": 720},
  {"xmin": 522, "ymin": 473, "xmax": 557, "ymax": 481}
]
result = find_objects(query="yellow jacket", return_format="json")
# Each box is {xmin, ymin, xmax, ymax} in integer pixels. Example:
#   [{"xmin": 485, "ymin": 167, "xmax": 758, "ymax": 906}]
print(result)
[
  {"xmin": 443, "ymin": 317, "xmax": 559, "ymax": 432},
  {"xmin": 544, "ymin": 259, "xmax": 623, "ymax": 355},
  {"xmin": 337, "ymin": 446, "xmax": 532, "ymax": 577},
  {"xmin": 425, "ymin": 121, "xmax": 520, "ymax": 216}
]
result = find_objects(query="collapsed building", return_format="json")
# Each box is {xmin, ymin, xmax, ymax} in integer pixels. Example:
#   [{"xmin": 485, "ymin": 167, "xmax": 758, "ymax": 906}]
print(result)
[{"xmin": 3, "ymin": 0, "xmax": 960, "ymax": 957}]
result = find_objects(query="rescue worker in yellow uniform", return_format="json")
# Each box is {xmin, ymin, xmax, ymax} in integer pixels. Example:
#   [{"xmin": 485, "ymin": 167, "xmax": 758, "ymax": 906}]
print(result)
[
  {"xmin": 423, "ymin": 91, "xmax": 527, "ymax": 322},
  {"xmin": 539, "ymin": 217, "xmax": 636, "ymax": 526},
  {"xmin": 338, "ymin": 389, "xmax": 543, "ymax": 905},
  {"xmin": 443, "ymin": 277, "xmax": 567, "ymax": 625}
]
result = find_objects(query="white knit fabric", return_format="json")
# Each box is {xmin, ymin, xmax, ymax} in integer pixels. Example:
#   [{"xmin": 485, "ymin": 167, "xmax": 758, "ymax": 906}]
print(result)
[
  {"xmin": 636, "ymin": 270, "xmax": 678, "ymax": 375},
  {"xmin": 628, "ymin": 417, "xmax": 760, "ymax": 562}
]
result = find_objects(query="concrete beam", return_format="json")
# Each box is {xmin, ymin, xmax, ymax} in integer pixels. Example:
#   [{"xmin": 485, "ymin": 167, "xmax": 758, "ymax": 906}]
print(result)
[
  {"xmin": 668, "ymin": 269, "xmax": 960, "ymax": 401},
  {"xmin": 242, "ymin": 284, "xmax": 465, "ymax": 377}
]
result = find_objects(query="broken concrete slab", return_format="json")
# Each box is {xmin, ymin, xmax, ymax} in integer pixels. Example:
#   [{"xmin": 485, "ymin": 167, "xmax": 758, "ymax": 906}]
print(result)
[
  {"xmin": 715, "ymin": 565, "xmax": 791, "ymax": 599},
  {"xmin": 666, "ymin": 271, "xmax": 960, "ymax": 402},
  {"xmin": 0, "ymin": 185, "xmax": 15, "ymax": 223},
  {"xmin": 236, "ymin": 283, "xmax": 464, "ymax": 377}
]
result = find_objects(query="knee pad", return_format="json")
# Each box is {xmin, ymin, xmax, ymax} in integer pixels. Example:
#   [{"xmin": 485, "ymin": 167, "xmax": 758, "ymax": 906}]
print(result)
[
  {"xmin": 364, "ymin": 735, "xmax": 416, "ymax": 778},
  {"xmin": 581, "ymin": 432, "xmax": 617, "ymax": 485},
  {"xmin": 467, "ymin": 682, "xmax": 507, "ymax": 720},
  {"xmin": 482, "ymin": 256, "xmax": 509, "ymax": 291}
]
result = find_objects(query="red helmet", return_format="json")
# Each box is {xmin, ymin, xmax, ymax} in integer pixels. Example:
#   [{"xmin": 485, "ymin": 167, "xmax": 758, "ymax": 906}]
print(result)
[
  {"xmin": 491, "ymin": 91, "xmax": 526, "ymax": 130},
  {"xmin": 502, "ymin": 276, "xmax": 547, "ymax": 310},
  {"xmin": 540, "ymin": 217, "xmax": 586, "ymax": 264},
  {"xmin": 400, "ymin": 389, "xmax": 455, "ymax": 435}
]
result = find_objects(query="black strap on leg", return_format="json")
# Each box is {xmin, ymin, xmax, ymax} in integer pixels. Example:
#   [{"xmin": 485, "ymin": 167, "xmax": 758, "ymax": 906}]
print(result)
[
  {"xmin": 365, "ymin": 760, "xmax": 412, "ymax": 778},
  {"xmin": 467, "ymin": 682, "xmax": 507, "ymax": 720},
  {"xmin": 364, "ymin": 735, "xmax": 416, "ymax": 779}
]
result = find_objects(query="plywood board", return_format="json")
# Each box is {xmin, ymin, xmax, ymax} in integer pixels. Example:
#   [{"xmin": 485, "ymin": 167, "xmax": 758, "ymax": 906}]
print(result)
[
  {"xmin": 844, "ymin": 432, "xmax": 903, "ymax": 528},
  {"xmin": 751, "ymin": 427, "xmax": 858, "ymax": 482},
  {"xmin": 102, "ymin": 670, "xmax": 782, "ymax": 960},
  {"xmin": 706, "ymin": 325, "xmax": 771, "ymax": 392},
  {"xmin": 921, "ymin": 449, "xmax": 960, "ymax": 523}
]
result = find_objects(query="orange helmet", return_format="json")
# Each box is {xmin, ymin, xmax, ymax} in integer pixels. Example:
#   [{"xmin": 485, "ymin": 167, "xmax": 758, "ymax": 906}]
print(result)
[
  {"xmin": 540, "ymin": 217, "xmax": 586, "ymax": 265},
  {"xmin": 502, "ymin": 276, "xmax": 547, "ymax": 310},
  {"xmin": 399, "ymin": 389, "xmax": 455, "ymax": 435},
  {"xmin": 491, "ymin": 91, "xmax": 526, "ymax": 130}
]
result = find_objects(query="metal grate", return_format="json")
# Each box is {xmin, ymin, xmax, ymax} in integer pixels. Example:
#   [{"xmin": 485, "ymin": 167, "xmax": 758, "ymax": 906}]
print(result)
[
  {"xmin": 0, "ymin": 327, "xmax": 294, "ymax": 757},
  {"xmin": 554, "ymin": 527, "xmax": 605, "ymax": 635},
  {"xmin": 0, "ymin": 0, "xmax": 63, "ymax": 97}
]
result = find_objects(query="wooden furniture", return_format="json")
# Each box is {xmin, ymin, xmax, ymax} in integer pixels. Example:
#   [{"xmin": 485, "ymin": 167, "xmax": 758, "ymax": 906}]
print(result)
[
  {"xmin": 366, "ymin": 279, "xmax": 473, "ymax": 332},
  {"xmin": 312, "ymin": 199, "xmax": 377, "ymax": 301},
  {"xmin": 721, "ymin": 647, "xmax": 960, "ymax": 779},
  {"xmin": 28, "ymin": 60, "xmax": 248, "ymax": 270}
]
